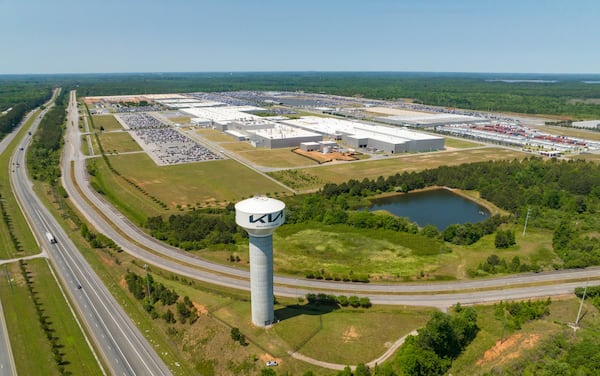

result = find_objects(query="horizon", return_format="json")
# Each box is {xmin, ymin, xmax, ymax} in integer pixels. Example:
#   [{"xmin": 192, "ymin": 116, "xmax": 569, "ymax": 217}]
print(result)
[{"xmin": 2, "ymin": 71, "xmax": 600, "ymax": 78}]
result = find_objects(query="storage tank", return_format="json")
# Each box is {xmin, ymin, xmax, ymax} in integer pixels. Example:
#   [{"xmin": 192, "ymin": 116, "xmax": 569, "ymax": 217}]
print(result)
[{"xmin": 235, "ymin": 197, "xmax": 285, "ymax": 326}]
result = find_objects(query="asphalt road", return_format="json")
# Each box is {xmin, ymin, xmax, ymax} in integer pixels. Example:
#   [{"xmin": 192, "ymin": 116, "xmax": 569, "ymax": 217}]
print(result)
[
  {"xmin": 62, "ymin": 91, "xmax": 600, "ymax": 309},
  {"xmin": 12, "ymin": 91, "xmax": 171, "ymax": 376}
]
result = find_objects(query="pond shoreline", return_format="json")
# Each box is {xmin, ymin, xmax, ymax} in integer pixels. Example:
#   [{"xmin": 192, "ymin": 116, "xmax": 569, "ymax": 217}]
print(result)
[{"xmin": 370, "ymin": 186, "xmax": 508, "ymax": 220}]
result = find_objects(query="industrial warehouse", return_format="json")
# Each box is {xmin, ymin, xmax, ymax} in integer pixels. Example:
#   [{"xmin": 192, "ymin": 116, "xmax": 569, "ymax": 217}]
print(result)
[{"xmin": 136, "ymin": 93, "xmax": 447, "ymax": 153}]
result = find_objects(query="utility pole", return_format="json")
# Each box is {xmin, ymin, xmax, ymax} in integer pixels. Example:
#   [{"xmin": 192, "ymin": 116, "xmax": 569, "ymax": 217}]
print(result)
[
  {"xmin": 575, "ymin": 283, "xmax": 588, "ymax": 326},
  {"xmin": 144, "ymin": 264, "xmax": 151, "ymax": 302},
  {"xmin": 522, "ymin": 206, "xmax": 531, "ymax": 236}
]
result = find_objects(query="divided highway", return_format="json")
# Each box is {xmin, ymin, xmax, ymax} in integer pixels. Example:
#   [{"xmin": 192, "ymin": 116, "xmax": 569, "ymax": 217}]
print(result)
[
  {"xmin": 0, "ymin": 91, "xmax": 59, "ymax": 376},
  {"xmin": 11, "ymin": 92, "xmax": 171, "ymax": 376},
  {"xmin": 64, "ymin": 91, "xmax": 600, "ymax": 307}
]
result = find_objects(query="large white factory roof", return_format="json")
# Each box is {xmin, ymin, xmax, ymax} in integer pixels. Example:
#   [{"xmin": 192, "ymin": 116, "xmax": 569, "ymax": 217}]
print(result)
[
  {"xmin": 572, "ymin": 120, "xmax": 600, "ymax": 129},
  {"xmin": 143, "ymin": 94, "xmax": 189, "ymax": 100},
  {"xmin": 181, "ymin": 106, "xmax": 264, "ymax": 122},
  {"xmin": 247, "ymin": 124, "xmax": 321, "ymax": 140},
  {"xmin": 353, "ymin": 122, "xmax": 443, "ymax": 141},
  {"xmin": 282, "ymin": 116, "xmax": 442, "ymax": 142},
  {"xmin": 376, "ymin": 112, "xmax": 486, "ymax": 126},
  {"xmin": 283, "ymin": 116, "xmax": 364, "ymax": 135}
]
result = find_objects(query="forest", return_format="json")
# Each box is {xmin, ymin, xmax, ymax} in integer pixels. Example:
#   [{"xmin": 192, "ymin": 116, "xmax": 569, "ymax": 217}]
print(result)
[
  {"xmin": 0, "ymin": 78, "xmax": 52, "ymax": 139},
  {"xmin": 3, "ymin": 72, "xmax": 600, "ymax": 120}
]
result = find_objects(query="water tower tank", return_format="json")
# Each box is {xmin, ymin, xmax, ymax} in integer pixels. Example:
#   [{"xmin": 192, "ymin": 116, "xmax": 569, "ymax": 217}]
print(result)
[{"xmin": 235, "ymin": 197, "xmax": 285, "ymax": 326}]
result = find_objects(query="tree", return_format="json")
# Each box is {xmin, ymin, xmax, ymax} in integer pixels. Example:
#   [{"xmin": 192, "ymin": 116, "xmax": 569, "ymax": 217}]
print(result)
[
  {"xmin": 495, "ymin": 230, "xmax": 516, "ymax": 248},
  {"xmin": 336, "ymin": 366, "xmax": 353, "ymax": 376},
  {"xmin": 421, "ymin": 224, "xmax": 440, "ymax": 239},
  {"xmin": 162, "ymin": 309, "xmax": 175, "ymax": 324},
  {"xmin": 355, "ymin": 363, "xmax": 371, "ymax": 376},
  {"xmin": 395, "ymin": 336, "xmax": 446, "ymax": 376},
  {"xmin": 553, "ymin": 221, "xmax": 573, "ymax": 251}
]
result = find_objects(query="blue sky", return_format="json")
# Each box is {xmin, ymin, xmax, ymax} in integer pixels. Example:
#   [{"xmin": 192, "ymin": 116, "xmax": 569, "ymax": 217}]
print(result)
[{"xmin": 1, "ymin": 0, "xmax": 598, "ymax": 74}]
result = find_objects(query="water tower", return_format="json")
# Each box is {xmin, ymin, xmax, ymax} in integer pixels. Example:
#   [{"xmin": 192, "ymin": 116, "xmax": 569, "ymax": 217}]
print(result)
[{"xmin": 235, "ymin": 196, "xmax": 285, "ymax": 327}]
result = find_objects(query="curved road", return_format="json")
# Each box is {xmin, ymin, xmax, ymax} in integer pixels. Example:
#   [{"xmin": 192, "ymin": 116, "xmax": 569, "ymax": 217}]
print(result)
[
  {"xmin": 12, "ymin": 91, "xmax": 171, "ymax": 376},
  {"xmin": 64, "ymin": 92, "xmax": 600, "ymax": 308}
]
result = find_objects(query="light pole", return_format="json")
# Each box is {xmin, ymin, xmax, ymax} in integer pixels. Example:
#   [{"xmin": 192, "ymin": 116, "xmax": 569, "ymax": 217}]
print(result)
[{"xmin": 144, "ymin": 264, "xmax": 151, "ymax": 302}]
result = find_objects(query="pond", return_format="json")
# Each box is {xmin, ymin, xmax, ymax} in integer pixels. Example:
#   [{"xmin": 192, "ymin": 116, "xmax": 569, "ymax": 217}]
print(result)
[{"xmin": 368, "ymin": 189, "xmax": 490, "ymax": 230}]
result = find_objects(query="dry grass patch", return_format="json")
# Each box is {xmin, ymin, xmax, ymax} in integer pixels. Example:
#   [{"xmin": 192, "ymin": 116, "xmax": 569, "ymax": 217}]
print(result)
[
  {"xmin": 97, "ymin": 131, "xmax": 142, "ymax": 153},
  {"xmin": 238, "ymin": 148, "xmax": 319, "ymax": 168},
  {"xmin": 272, "ymin": 148, "xmax": 527, "ymax": 190},
  {"xmin": 91, "ymin": 114, "xmax": 123, "ymax": 131}
]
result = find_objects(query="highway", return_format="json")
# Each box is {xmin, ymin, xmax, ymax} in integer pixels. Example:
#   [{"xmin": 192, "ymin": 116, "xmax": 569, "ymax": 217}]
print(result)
[
  {"xmin": 11, "ymin": 91, "xmax": 171, "ymax": 376},
  {"xmin": 62, "ymin": 91, "xmax": 600, "ymax": 308},
  {"xmin": 0, "ymin": 91, "xmax": 60, "ymax": 376}
]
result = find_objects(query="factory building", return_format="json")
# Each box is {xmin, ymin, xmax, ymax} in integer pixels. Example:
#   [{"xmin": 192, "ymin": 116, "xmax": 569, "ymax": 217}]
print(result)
[
  {"xmin": 247, "ymin": 124, "xmax": 322, "ymax": 149},
  {"xmin": 572, "ymin": 120, "xmax": 600, "ymax": 130},
  {"xmin": 373, "ymin": 111, "xmax": 487, "ymax": 128},
  {"xmin": 283, "ymin": 116, "xmax": 444, "ymax": 153}
]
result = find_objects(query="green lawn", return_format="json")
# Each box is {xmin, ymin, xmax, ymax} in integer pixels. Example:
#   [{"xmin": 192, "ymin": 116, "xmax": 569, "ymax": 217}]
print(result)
[
  {"xmin": 213, "ymin": 298, "xmax": 434, "ymax": 368},
  {"xmin": 298, "ymin": 309, "xmax": 431, "ymax": 364},
  {"xmin": 272, "ymin": 224, "xmax": 450, "ymax": 280},
  {"xmin": 443, "ymin": 226, "xmax": 558, "ymax": 279},
  {"xmin": 94, "ymin": 152, "xmax": 291, "ymax": 215},
  {"xmin": 97, "ymin": 131, "xmax": 142, "ymax": 153},
  {"xmin": 91, "ymin": 114, "xmax": 123, "ymax": 131},
  {"xmin": 444, "ymin": 137, "xmax": 483, "ymax": 149},
  {"xmin": 0, "ymin": 260, "xmax": 103, "ymax": 376},
  {"xmin": 237, "ymin": 148, "xmax": 318, "ymax": 168}
]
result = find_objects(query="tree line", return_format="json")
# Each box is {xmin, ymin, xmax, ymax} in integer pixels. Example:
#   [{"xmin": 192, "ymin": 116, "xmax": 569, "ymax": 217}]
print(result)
[{"xmin": 27, "ymin": 90, "xmax": 68, "ymax": 183}]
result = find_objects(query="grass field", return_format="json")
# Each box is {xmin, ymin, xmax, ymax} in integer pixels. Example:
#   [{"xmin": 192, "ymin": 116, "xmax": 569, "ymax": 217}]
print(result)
[
  {"xmin": 237, "ymin": 148, "xmax": 318, "ymax": 168},
  {"xmin": 96, "ymin": 131, "xmax": 142, "ymax": 153},
  {"xmin": 268, "ymin": 147, "xmax": 528, "ymax": 191},
  {"xmin": 91, "ymin": 114, "xmax": 123, "ymax": 131},
  {"xmin": 221, "ymin": 141, "xmax": 256, "ymax": 152},
  {"xmin": 297, "ymin": 308, "xmax": 431, "ymax": 364},
  {"xmin": 214, "ymin": 298, "xmax": 434, "ymax": 370},
  {"xmin": 272, "ymin": 224, "xmax": 450, "ymax": 280},
  {"xmin": 437, "ymin": 225, "xmax": 557, "ymax": 279},
  {"xmin": 444, "ymin": 137, "xmax": 484, "ymax": 149},
  {"xmin": 169, "ymin": 116, "xmax": 191, "ymax": 124},
  {"xmin": 196, "ymin": 128, "xmax": 238, "ymax": 142},
  {"xmin": 90, "ymin": 152, "xmax": 292, "ymax": 222},
  {"xmin": 0, "ymin": 109, "xmax": 43, "ymax": 258},
  {"xmin": 0, "ymin": 259, "xmax": 102, "ymax": 376}
]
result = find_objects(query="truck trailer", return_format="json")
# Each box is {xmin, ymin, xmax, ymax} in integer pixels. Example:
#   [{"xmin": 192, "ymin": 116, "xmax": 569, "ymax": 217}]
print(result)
[{"xmin": 45, "ymin": 231, "xmax": 56, "ymax": 244}]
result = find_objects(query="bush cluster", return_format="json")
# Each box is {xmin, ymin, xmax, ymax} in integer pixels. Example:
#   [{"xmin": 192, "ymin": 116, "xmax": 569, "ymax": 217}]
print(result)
[{"xmin": 305, "ymin": 293, "xmax": 371, "ymax": 308}]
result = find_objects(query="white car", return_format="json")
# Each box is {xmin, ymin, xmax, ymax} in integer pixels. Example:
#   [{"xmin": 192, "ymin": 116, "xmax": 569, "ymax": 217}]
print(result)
[{"xmin": 266, "ymin": 361, "xmax": 278, "ymax": 367}]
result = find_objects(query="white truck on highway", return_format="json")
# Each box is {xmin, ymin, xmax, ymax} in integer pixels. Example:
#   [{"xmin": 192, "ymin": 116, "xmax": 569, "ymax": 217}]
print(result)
[{"xmin": 45, "ymin": 231, "xmax": 57, "ymax": 244}]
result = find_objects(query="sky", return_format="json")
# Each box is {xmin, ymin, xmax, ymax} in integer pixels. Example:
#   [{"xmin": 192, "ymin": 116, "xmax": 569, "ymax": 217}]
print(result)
[{"xmin": 1, "ymin": 0, "xmax": 598, "ymax": 74}]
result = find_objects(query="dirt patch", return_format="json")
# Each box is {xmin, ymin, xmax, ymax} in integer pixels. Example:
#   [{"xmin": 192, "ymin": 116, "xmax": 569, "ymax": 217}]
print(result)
[
  {"xmin": 118, "ymin": 276, "xmax": 127, "ymax": 290},
  {"xmin": 293, "ymin": 148, "xmax": 358, "ymax": 163},
  {"xmin": 259, "ymin": 353, "xmax": 282, "ymax": 363},
  {"xmin": 477, "ymin": 333, "xmax": 540, "ymax": 366},
  {"xmin": 342, "ymin": 326, "xmax": 360, "ymax": 342},
  {"xmin": 193, "ymin": 303, "xmax": 208, "ymax": 315}
]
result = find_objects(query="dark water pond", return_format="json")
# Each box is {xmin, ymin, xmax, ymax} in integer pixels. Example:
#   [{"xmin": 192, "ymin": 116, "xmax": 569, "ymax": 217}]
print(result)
[{"xmin": 368, "ymin": 189, "xmax": 490, "ymax": 230}]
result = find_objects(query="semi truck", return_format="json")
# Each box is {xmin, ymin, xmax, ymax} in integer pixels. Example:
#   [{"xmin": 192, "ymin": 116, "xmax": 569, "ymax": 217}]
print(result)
[{"xmin": 45, "ymin": 231, "xmax": 57, "ymax": 244}]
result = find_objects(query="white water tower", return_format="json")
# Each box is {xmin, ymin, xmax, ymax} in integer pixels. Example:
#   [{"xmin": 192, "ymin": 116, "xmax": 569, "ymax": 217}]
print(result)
[{"xmin": 235, "ymin": 196, "xmax": 285, "ymax": 327}]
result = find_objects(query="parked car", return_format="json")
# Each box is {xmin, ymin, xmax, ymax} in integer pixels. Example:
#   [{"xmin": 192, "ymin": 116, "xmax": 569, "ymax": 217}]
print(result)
[{"xmin": 266, "ymin": 361, "xmax": 278, "ymax": 367}]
